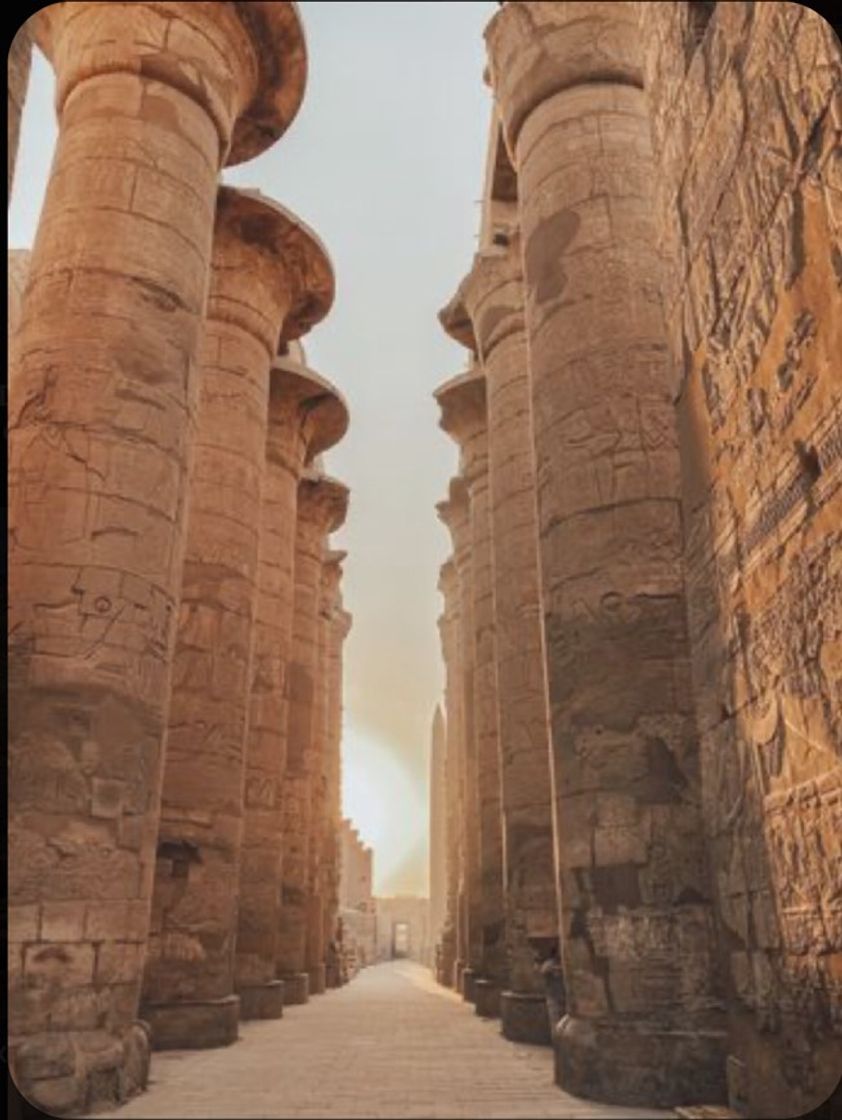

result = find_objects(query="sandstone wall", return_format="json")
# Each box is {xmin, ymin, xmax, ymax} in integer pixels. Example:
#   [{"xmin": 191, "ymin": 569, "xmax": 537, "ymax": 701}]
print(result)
[{"xmin": 638, "ymin": 3, "xmax": 842, "ymax": 1115}]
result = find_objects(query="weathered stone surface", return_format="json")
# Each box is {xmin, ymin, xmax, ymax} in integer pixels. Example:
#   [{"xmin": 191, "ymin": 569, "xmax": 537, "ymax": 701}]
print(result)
[
  {"xmin": 276, "ymin": 472, "xmax": 348, "ymax": 991},
  {"xmin": 236, "ymin": 355, "xmax": 346, "ymax": 1019},
  {"xmin": 141, "ymin": 189, "xmax": 332, "ymax": 1050},
  {"xmin": 638, "ymin": 4, "xmax": 842, "ymax": 1116},
  {"xmin": 436, "ymin": 371, "xmax": 506, "ymax": 1000},
  {"xmin": 8, "ymin": 19, "xmax": 32, "ymax": 197},
  {"xmin": 485, "ymin": 1, "xmax": 725, "ymax": 1106},
  {"xmin": 8, "ymin": 4, "xmax": 306, "ymax": 1109}
]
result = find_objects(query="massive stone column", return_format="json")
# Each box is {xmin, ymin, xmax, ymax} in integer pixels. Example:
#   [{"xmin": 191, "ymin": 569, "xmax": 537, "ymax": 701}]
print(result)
[
  {"xmin": 485, "ymin": 1, "xmax": 725, "ymax": 1105},
  {"xmin": 322, "ymin": 589, "xmax": 352, "ymax": 990},
  {"xmin": 141, "ymin": 190, "xmax": 333, "ymax": 1051},
  {"xmin": 277, "ymin": 472, "xmax": 349, "ymax": 1004},
  {"xmin": 8, "ymin": 5, "xmax": 305, "ymax": 1112},
  {"xmin": 436, "ymin": 371, "xmax": 505, "ymax": 1014},
  {"xmin": 436, "ymin": 561, "xmax": 462, "ymax": 988},
  {"xmin": 436, "ymin": 474, "xmax": 482, "ymax": 999},
  {"xmin": 306, "ymin": 547, "xmax": 348, "ymax": 996},
  {"xmin": 236, "ymin": 356, "xmax": 348, "ymax": 1020},
  {"xmin": 447, "ymin": 233, "xmax": 559, "ymax": 1044},
  {"xmin": 8, "ymin": 18, "xmax": 32, "ymax": 198},
  {"xmin": 429, "ymin": 704, "xmax": 448, "ymax": 962}
]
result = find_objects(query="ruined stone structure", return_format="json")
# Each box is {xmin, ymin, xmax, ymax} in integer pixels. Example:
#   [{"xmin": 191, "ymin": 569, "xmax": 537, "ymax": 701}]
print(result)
[
  {"xmin": 8, "ymin": 4, "xmax": 356, "ymax": 1113},
  {"xmin": 433, "ymin": 3, "xmax": 842, "ymax": 1117},
  {"xmin": 338, "ymin": 820, "xmax": 377, "ymax": 975}
]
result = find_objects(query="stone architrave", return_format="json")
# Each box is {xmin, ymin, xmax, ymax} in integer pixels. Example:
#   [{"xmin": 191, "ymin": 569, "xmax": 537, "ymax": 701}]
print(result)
[
  {"xmin": 485, "ymin": 1, "xmax": 725, "ymax": 1105},
  {"xmin": 141, "ymin": 189, "xmax": 334, "ymax": 1051},
  {"xmin": 277, "ymin": 472, "xmax": 349, "ymax": 1004},
  {"xmin": 8, "ymin": 18, "xmax": 32, "ymax": 197},
  {"xmin": 236, "ymin": 357, "xmax": 348, "ymax": 1020},
  {"xmin": 305, "ymin": 548, "xmax": 347, "ymax": 996},
  {"xmin": 7, "ymin": 5, "xmax": 305, "ymax": 1112},
  {"xmin": 436, "ymin": 560, "xmax": 462, "ymax": 988},
  {"xmin": 436, "ymin": 476, "xmax": 481, "ymax": 998},
  {"xmin": 448, "ymin": 233, "xmax": 558, "ymax": 1044},
  {"xmin": 436, "ymin": 372, "xmax": 505, "ymax": 1013}
]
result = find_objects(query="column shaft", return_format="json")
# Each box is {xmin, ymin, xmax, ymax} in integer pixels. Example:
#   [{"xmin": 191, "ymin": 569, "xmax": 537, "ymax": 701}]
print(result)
[
  {"xmin": 8, "ymin": 19, "xmax": 32, "ymax": 197},
  {"xmin": 486, "ymin": 1, "xmax": 724, "ymax": 1105}
]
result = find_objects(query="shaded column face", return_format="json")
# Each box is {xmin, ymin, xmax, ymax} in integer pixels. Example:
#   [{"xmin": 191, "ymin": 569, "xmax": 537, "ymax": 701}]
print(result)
[
  {"xmin": 235, "ymin": 361, "xmax": 345, "ymax": 1018},
  {"xmin": 486, "ymin": 1, "xmax": 724, "ymax": 1106},
  {"xmin": 8, "ymin": 19, "xmax": 32, "ymax": 197},
  {"xmin": 322, "ymin": 602, "xmax": 350, "ymax": 986},
  {"xmin": 6, "ymin": 4, "xmax": 304, "ymax": 1113},
  {"xmin": 277, "ymin": 477, "xmax": 348, "ymax": 986},
  {"xmin": 141, "ymin": 189, "xmax": 318, "ymax": 1050},
  {"xmin": 461, "ymin": 239, "xmax": 558, "ymax": 1005}
]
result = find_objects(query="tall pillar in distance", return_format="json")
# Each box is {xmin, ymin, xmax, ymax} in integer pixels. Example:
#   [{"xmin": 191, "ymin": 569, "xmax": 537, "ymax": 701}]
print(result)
[
  {"xmin": 322, "ymin": 589, "xmax": 352, "ymax": 989},
  {"xmin": 7, "ymin": 5, "xmax": 306, "ymax": 1112},
  {"xmin": 436, "ymin": 561, "xmax": 462, "ymax": 988},
  {"xmin": 236, "ymin": 354, "xmax": 348, "ymax": 1020},
  {"xmin": 277, "ymin": 472, "xmax": 349, "ymax": 1004},
  {"xmin": 449, "ymin": 229, "xmax": 559, "ymax": 1045},
  {"xmin": 486, "ymin": 1, "xmax": 725, "ymax": 1105},
  {"xmin": 306, "ymin": 546, "xmax": 348, "ymax": 996},
  {"xmin": 8, "ymin": 18, "xmax": 32, "ymax": 198},
  {"xmin": 142, "ymin": 189, "xmax": 333, "ymax": 1051},
  {"xmin": 436, "ymin": 474, "xmax": 481, "ymax": 998},
  {"xmin": 429, "ymin": 704, "xmax": 448, "ymax": 962},
  {"xmin": 436, "ymin": 370, "xmax": 505, "ymax": 1013}
]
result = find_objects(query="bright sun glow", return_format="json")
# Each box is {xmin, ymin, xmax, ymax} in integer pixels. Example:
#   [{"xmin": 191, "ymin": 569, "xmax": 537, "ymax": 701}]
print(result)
[{"xmin": 342, "ymin": 721, "xmax": 427, "ymax": 897}]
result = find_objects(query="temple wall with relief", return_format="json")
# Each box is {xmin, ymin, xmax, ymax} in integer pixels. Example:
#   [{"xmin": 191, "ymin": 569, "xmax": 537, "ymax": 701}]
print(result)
[{"xmin": 638, "ymin": 4, "xmax": 842, "ymax": 1115}]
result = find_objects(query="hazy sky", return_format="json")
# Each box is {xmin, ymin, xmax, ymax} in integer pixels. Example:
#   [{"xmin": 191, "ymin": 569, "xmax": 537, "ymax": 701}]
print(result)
[{"xmin": 10, "ymin": 2, "xmax": 497, "ymax": 895}]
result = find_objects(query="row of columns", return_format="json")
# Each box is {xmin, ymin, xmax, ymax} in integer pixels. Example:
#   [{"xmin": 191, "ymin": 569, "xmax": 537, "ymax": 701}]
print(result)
[
  {"xmin": 431, "ymin": 1, "xmax": 725, "ymax": 1108},
  {"xmin": 8, "ymin": 5, "xmax": 354, "ymax": 1114}
]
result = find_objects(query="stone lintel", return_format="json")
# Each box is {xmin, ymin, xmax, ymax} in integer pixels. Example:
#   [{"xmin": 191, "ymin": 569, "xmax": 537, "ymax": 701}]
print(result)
[
  {"xmin": 228, "ymin": 2, "xmax": 308, "ymax": 166},
  {"xmin": 484, "ymin": 0, "xmax": 644, "ymax": 154},
  {"xmin": 270, "ymin": 356, "xmax": 349, "ymax": 458},
  {"xmin": 216, "ymin": 187, "xmax": 334, "ymax": 342},
  {"xmin": 434, "ymin": 370, "xmax": 487, "ymax": 447},
  {"xmin": 299, "ymin": 470, "xmax": 350, "ymax": 534}
]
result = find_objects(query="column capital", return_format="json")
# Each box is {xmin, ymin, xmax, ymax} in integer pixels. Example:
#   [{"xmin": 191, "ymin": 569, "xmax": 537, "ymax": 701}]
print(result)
[
  {"xmin": 439, "ymin": 280, "xmax": 476, "ymax": 352},
  {"xmin": 434, "ymin": 371, "xmax": 488, "ymax": 481},
  {"xmin": 32, "ymin": 2, "xmax": 308, "ymax": 169},
  {"xmin": 210, "ymin": 187, "xmax": 334, "ymax": 352},
  {"xmin": 436, "ymin": 477, "xmax": 471, "ymax": 557},
  {"xmin": 460, "ymin": 237, "xmax": 525, "ymax": 362},
  {"xmin": 298, "ymin": 471, "xmax": 349, "ymax": 535},
  {"xmin": 484, "ymin": 1, "xmax": 643, "ymax": 154},
  {"xmin": 268, "ymin": 355, "xmax": 349, "ymax": 467}
]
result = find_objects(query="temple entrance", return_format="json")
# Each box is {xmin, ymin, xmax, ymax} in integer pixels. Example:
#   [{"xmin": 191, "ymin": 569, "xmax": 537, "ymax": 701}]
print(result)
[{"xmin": 392, "ymin": 921, "xmax": 410, "ymax": 959}]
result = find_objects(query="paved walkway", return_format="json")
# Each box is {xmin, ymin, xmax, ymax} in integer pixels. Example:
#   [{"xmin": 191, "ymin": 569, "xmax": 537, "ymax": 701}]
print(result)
[{"xmin": 95, "ymin": 961, "xmax": 674, "ymax": 1119}]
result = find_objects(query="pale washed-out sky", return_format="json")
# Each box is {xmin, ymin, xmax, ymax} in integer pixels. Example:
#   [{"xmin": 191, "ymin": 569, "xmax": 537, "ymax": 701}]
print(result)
[{"xmin": 9, "ymin": 2, "xmax": 497, "ymax": 894}]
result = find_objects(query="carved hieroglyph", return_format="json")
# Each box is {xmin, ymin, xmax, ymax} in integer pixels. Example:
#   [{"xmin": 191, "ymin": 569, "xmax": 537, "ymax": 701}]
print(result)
[
  {"xmin": 8, "ymin": 3, "xmax": 305, "ymax": 1111},
  {"xmin": 639, "ymin": 4, "xmax": 842, "ymax": 1116},
  {"xmin": 451, "ymin": 233, "xmax": 559, "ymax": 1039},
  {"xmin": 141, "ymin": 189, "xmax": 334, "ymax": 1050},
  {"xmin": 236, "ymin": 357, "xmax": 347, "ymax": 1020},
  {"xmin": 277, "ymin": 472, "xmax": 349, "ymax": 1001},
  {"xmin": 485, "ymin": 1, "xmax": 724, "ymax": 1105}
]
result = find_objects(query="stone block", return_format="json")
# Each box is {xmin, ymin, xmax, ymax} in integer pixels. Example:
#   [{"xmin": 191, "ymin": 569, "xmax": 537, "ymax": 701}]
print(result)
[
  {"xmin": 41, "ymin": 901, "xmax": 86, "ymax": 942},
  {"xmin": 24, "ymin": 942, "xmax": 95, "ymax": 987},
  {"xmin": 9, "ymin": 904, "xmax": 40, "ymax": 942}
]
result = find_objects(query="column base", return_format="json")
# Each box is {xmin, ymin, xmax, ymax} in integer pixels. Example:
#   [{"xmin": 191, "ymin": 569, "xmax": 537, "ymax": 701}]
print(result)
[
  {"xmin": 279, "ymin": 972, "xmax": 310, "ymax": 1005},
  {"xmin": 238, "ymin": 980, "xmax": 285, "ymax": 1020},
  {"xmin": 10, "ymin": 1021, "xmax": 151, "ymax": 1117},
  {"xmin": 500, "ymin": 990, "xmax": 551, "ymax": 1045},
  {"xmin": 307, "ymin": 964, "xmax": 326, "ymax": 995},
  {"xmin": 461, "ymin": 967, "xmax": 478, "ymax": 1004},
  {"xmin": 474, "ymin": 979, "xmax": 501, "ymax": 1019},
  {"xmin": 142, "ymin": 994, "xmax": 239, "ymax": 1051},
  {"xmin": 554, "ymin": 1014, "xmax": 727, "ymax": 1107}
]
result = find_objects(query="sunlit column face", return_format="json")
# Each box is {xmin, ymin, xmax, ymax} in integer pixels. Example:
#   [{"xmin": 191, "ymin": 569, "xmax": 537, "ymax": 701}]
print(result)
[{"xmin": 342, "ymin": 721, "xmax": 428, "ymax": 895}]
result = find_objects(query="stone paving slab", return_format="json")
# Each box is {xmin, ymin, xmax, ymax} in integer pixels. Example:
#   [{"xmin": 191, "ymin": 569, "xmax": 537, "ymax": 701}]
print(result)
[{"xmin": 91, "ymin": 961, "xmax": 675, "ymax": 1119}]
